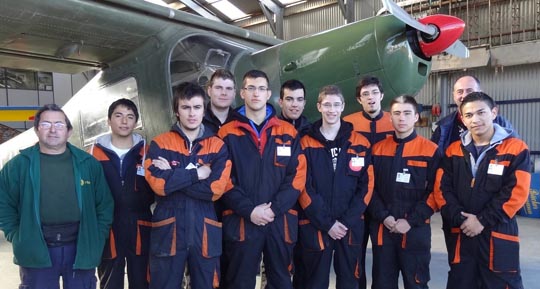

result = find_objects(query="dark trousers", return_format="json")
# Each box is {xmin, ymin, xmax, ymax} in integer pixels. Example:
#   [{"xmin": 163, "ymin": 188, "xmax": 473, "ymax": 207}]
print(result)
[
  {"xmin": 444, "ymin": 229, "xmax": 524, "ymax": 289},
  {"xmin": 296, "ymin": 238, "xmax": 362, "ymax": 289},
  {"xmin": 224, "ymin": 229, "xmax": 294, "ymax": 289},
  {"xmin": 358, "ymin": 214, "xmax": 371, "ymax": 289},
  {"xmin": 19, "ymin": 243, "xmax": 96, "ymax": 289},
  {"xmin": 98, "ymin": 254, "xmax": 149, "ymax": 289},
  {"xmin": 370, "ymin": 223, "xmax": 430, "ymax": 289},
  {"xmin": 149, "ymin": 249, "xmax": 219, "ymax": 289}
]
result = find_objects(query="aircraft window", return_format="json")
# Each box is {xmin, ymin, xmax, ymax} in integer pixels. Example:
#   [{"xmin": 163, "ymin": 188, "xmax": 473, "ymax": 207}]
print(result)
[
  {"xmin": 169, "ymin": 34, "xmax": 249, "ymax": 87},
  {"xmin": 80, "ymin": 77, "xmax": 141, "ymax": 148}
]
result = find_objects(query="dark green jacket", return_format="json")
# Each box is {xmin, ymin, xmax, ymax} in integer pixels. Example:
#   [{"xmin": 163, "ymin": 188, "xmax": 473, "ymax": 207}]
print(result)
[{"xmin": 0, "ymin": 143, "xmax": 114, "ymax": 269}]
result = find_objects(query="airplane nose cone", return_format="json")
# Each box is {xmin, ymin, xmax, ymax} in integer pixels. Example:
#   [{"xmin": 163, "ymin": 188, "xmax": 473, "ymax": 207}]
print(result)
[{"xmin": 417, "ymin": 14, "xmax": 466, "ymax": 57}]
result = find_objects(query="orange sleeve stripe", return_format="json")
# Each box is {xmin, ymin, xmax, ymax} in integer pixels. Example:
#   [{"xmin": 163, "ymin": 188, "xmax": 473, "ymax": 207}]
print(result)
[
  {"xmin": 433, "ymin": 168, "xmax": 446, "ymax": 208},
  {"xmin": 152, "ymin": 217, "xmax": 175, "ymax": 227},
  {"xmin": 299, "ymin": 219, "xmax": 310, "ymax": 225},
  {"xmin": 377, "ymin": 223, "xmax": 384, "ymax": 246},
  {"xmin": 292, "ymin": 154, "xmax": 307, "ymax": 191},
  {"xmin": 317, "ymin": 230, "xmax": 325, "ymax": 250},
  {"xmin": 503, "ymin": 170, "xmax": 531, "ymax": 218},
  {"xmin": 284, "ymin": 215, "xmax": 292, "ymax": 244},
  {"xmin": 211, "ymin": 159, "xmax": 232, "ymax": 201},
  {"xmin": 298, "ymin": 188, "xmax": 312, "ymax": 209},
  {"xmin": 364, "ymin": 165, "xmax": 374, "ymax": 205}
]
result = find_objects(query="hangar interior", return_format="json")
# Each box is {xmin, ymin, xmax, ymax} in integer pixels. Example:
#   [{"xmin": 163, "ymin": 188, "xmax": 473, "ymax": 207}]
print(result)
[{"xmin": 0, "ymin": 0, "xmax": 539, "ymax": 168}]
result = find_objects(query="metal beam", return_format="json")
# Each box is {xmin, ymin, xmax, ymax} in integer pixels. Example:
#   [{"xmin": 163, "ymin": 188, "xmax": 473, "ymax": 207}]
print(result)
[
  {"xmin": 259, "ymin": 0, "xmax": 283, "ymax": 39},
  {"xmin": 178, "ymin": 0, "xmax": 222, "ymax": 22},
  {"xmin": 337, "ymin": 0, "xmax": 355, "ymax": 23}
]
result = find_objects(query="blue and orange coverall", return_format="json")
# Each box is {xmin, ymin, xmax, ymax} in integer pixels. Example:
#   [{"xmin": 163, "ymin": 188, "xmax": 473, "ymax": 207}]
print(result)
[
  {"xmin": 217, "ymin": 105, "xmax": 306, "ymax": 289},
  {"xmin": 434, "ymin": 124, "xmax": 530, "ymax": 289},
  {"xmin": 369, "ymin": 131, "xmax": 440, "ymax": 289},
  {"xmin": 90, "ymin": 134, "xmax": 154, "ymax": 289},
  {"xmin": 145, "ymin": 124, "xmax": 231, "ymax": 289},
  {"xmin": 295, "ymin": 120, "xmax": 373, "ymax": 289}
]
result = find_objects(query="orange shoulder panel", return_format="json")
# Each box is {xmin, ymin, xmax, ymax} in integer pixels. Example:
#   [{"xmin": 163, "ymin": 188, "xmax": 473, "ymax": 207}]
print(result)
[
  {"xmin": 300, "ymin": 135, "xmax": 324, "ymax": 150},
  {"xmin": 343, "ymin": 112, "xmax": 371, "ymax": 133},
  {"xmin": 371, "ymin": 137, "xmax": 397, "ymax": 157},
  {"xmin": 402, "ymin": 136, "xmax": 438, "ymax": 158},
  {"xmin": 91, "ymin": 146, "xmax": 110, "ymax": 161}
]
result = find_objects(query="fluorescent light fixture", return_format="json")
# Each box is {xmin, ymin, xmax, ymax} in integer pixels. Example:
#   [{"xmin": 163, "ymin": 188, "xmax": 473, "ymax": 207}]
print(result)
[{"xmin": 211, "ymin": 0, "xmax": 248, "ymax": 20}]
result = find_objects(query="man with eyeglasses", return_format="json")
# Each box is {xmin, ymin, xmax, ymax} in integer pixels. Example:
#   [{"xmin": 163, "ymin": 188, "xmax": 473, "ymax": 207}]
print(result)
[
  {"xmin": 295, "ymin": 85, "xmax": 373, "ymax": 289},
  {"xmin": 278, "ymin": 79, "xmax": 311, "ymax": 136},
  {"xmin": 218, "ymin": 70, "xmax": 306, "ymax": 289},
  {"xmin": 89, "ymin": 99, "xmax": 154, "ymax": 289},
  {"xmin": 0, "ymin": 104, "xmax": 114, "ymax": 289},
  {"xmin": 431, "ymin": 75, "xmax": 516, "ymax": 152},
  {"xmin": 204, "ymin": 69, "xmax": 237, "ymax": 134},
  {"xmin": 343, "ymin": 75, "xmax": 394, "ymax": 289}
]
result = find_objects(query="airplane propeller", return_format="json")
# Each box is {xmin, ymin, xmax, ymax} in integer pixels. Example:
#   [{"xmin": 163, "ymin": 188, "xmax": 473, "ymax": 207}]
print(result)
[{"xmin": 382, "ymin": 0, "xmax": 469, "ymax": 58}]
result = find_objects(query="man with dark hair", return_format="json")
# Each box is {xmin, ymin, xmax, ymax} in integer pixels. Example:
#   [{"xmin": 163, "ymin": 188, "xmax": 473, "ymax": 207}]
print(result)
[
  {"xmin": 218, "ymin": 70, "xmax": 306, "ymax": 289},
  {"xmin": 296, "ymin": 85, "xmax": 373, "ymax": 289},
  {"xmin": 145, "ymin": 82, "xmax": 232, "ymax": 289},
  {"xmin": 0, "ymin": 104, "xmax": 114, "ymax": 289},
  {"xmin": 90, "ymin": 98, "xmax": 154, "ymax": 289},
  {"xmin": 343, "ymin": 75, "xmax": 394, "ymax": 289},
  {"xmin": 434, "ymin": 92, "xmax": 530, "ymax": 289},
  {"xmin": 278, "ymin": 79, "xmax": 311, "ymax": 136},
  {"xmin": 204, "ymin": 69, "xmax": 236, "ymax": 134},
  {"xmin": 431, "ymin": 75, "xmax": 515, "ymax": 152},
  {"xmin": 369, "ymin": 95, "xmax": 440, "ymax": 289}
]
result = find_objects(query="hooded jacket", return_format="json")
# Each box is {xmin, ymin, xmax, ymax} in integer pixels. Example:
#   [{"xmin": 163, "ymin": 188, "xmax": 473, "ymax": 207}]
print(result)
[{"xmin": 0, "ymin": 143, "xmax": 114, "ymax": 269}]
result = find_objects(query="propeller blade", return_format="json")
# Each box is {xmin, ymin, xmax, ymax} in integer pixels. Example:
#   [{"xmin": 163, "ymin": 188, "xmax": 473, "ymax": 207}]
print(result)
[
  {"xmin": 443, "ymin": 40, "xmax": 470, "ymax": 58},
  {"xmin": 382, "ymin": 0, "xmax": 437, "ymax": 36}
]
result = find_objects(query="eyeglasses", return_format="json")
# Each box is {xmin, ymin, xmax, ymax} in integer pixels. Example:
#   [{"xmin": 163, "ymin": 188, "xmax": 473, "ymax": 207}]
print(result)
[
  {"xmin": 38, "ymin": 121, "xmax": 67, "ymax": 130},
  {"xmin": 320, "ymin": 102, "xmax": 343, "ymax": 109},
  {"xmin": 243, "ymin": 86, "xmax": 269, "ymax": 93}
]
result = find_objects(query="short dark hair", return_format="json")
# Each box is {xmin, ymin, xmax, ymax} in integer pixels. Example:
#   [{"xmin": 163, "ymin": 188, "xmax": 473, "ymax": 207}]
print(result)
[
  {"xmin": 242, "ymin": 70, "xmax": 269, "ymax": 87},
  {"xmin": 34, "ymin": 104, "xmax": 73, "ymax": 130},
  {"xmin": 460, "ymin": 91, "xmax": 496, "ymax": 111},
  {"xmin": 280, "ymin": 79, "xmax": 305, "ymax": 100},
  {"xmin": 390, "ymin": 95, "xmax": 419, "ymax": 114},
  {"xmin": 356, "ymin": 76, "xmax": 384, "ymax": 98},
  {"xmin": 208, "ymin": 69, "xmax": 235, "ymax": 88},
  {"xmin": 108, "ymin": 98, "xmax": 139, "ymax": 121},
  {"xmin": 172, "ymin": 82, "xmax": 205, "ymax": 116}
]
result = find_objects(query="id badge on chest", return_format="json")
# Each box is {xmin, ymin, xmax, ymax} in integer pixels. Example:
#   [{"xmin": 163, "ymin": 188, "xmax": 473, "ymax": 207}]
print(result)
[
  {"xmin": 396, "ymin": 169, "xmax": 411, "ymax": 183},
  {"xmin": 136, "ymin": 164, "xmax": 145, "ymax": 176},
  {"xmin": 277, "ymin": 146, "xmax": 291, "ymax": 157},
  {"xmin": 487, "ymin": 163, "xmax": 504, "ymax": 175}
]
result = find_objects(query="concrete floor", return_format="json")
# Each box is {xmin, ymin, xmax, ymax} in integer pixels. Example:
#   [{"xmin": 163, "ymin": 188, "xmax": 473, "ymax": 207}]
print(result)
[{"xmin": 1, "ymin": 213, "xmax": 539, "ymax": 289}]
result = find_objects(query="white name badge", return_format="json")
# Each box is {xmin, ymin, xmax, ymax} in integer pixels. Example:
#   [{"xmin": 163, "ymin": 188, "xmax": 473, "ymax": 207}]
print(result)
[
  {"xmin": 277, "ymin": 146, "xmax": 291, "ymax": 157},
  {"xmin": 351, "ymin": 157, "xmax": 364, "ymax": 167},
  {"xmin": 396, "ymin": 172, "xmax": 411, "ymax": 183},
  {"xmin": 487, "ymin": 163, "xmax": 504, "ymax": 176},
  {"xmin": 185, "ymin": 162, "xmax": 198, "ymax": 170},
  {"xmin": 136, "ymin": 165, "xmax": 145, "ymax": 176}
]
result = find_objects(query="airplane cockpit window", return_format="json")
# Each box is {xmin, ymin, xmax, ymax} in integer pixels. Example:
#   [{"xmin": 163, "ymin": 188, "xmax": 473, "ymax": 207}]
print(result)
[
  {"xmin": 169, "ymin": 35, "xmax": 249, "ymax": 87},
  {"xmin": 79, "ymin": 77, "xmax": 141, "ymax": 149}
]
